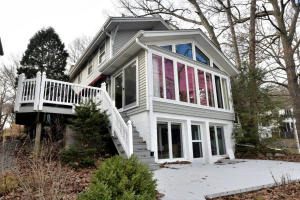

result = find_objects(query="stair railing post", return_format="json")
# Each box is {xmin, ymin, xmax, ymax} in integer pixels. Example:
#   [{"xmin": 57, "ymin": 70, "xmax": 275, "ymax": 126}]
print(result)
[
  {"xmin": 127, "ymin": 120, "xmax": 133, "ymax": 158},
  {"xmin": 14, "ymin": 73, "xmax": 25, "ymax": 112},
  {"xmin": 38, "ymin": 72, "xmax": 46, "ymax": 111},
  {"xmin": 33, "ymin": 72, "xmax": 41, "ymax": 111},
  {"xmin": 101, "ymin": 82, "xmax": 106, "ymax": 92}
]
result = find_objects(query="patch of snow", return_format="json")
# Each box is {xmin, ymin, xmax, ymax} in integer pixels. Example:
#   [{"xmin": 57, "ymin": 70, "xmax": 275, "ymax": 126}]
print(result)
[{"xmin": 154, "ymin": 159, "xmax": 300, "ymax": 200}]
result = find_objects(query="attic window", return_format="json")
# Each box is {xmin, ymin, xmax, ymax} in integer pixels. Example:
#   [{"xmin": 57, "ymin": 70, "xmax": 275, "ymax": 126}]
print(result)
[
  {"xmin": 176, "ymin": 43, "xmax": 193, "ymax": 59},
  {"xmin": 161, "ymin": 45, "xmax": 172, "ymax": 51},
  {"xmin": 98, "ymin": 44, "xmax": 105, "ymax": 64},
  {"xmin": 195, "ymin": 46, "xmax": 210, "ymax": 65}
]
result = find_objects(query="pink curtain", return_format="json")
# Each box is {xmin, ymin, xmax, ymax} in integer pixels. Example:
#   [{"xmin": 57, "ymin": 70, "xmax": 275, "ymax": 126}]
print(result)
[
  {"xmin": 198, "ymin": 70, "xmax": 207, "ymax": 106},
  {"xmin": 187, "ymin": 66, "xmax": 197, "ymax": 104},
  {"xmin": 152, "ymin": 54, "xmax": 164, "ymax": 98},
  {"xmin": 164, "ymin": 58, "xmax": 175, "ymax": 100},
  {"xmin": 177, "ymin": 63, "xmax": 187, "ymax": 102},
  {"xmin": 206, "ymin": 72, "xmax": 215, "ymax": 107}
]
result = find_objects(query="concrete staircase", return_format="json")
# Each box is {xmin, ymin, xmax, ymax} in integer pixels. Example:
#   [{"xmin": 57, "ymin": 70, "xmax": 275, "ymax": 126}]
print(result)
[{"xmin": 112, "ymin": 112, "xmax": 159, "ymax": 170}]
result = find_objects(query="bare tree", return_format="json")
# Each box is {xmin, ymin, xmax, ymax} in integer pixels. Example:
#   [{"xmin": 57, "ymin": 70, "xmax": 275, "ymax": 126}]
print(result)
[
  {"xmin": 259, "ymin": 0, "xmax": 300, "ymax": 142},
  {"xmin": 68, "ymin": 35, "xmax": 92, "ymax": 65}
]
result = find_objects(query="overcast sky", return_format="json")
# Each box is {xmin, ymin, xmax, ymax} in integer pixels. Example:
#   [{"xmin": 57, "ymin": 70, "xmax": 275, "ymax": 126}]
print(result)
[{"xmin": 0, "ymin": 0, "xmax": 120, "ymax": 64}]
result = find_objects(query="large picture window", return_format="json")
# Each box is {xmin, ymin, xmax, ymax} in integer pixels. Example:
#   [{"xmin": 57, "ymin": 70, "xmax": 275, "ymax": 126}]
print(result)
[
  {"xmin": 197, "ymin": 70, "xmax": 207, "ymax": 106},
  {"xmin": 206, "ymin": 73, "xmax": 215, "ymax": 107},
  {"xmin": 176, "ymin": 43, "xmax": 193, "ymax": 59},
  {"xmin": 187, "ymin": 66, "xmax": 197, "ymax": 104},
  {"xmin": 152, "ymin": 54, "xmax": 164, "ymax": 98},
  {"xmin": 164, "ymin": 58, "xmax": 175, "ymax": 100},
  {"xmin": 177, "ymin": 63, "xmax": 188, "ymax": 102}
]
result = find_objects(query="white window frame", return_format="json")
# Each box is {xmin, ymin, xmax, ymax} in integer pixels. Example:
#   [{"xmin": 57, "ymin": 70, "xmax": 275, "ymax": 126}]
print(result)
[
  {"xmin": 210, "ymin": 125, "xmax": 226, "ymax": 156},
  {"xmin": 191, "ymin": 124, "xmax": 205, "ymax": 160},
  {"xmin": 112, "ymin": 58, "xmax": 139, "ymax": 112},
  {"xmin": 151, "ymin": 50, "xmax": 233, "ymax": 113},
  {"xmin": 98, "ymin": 43, "xmax": 106, "ymax": 64}
]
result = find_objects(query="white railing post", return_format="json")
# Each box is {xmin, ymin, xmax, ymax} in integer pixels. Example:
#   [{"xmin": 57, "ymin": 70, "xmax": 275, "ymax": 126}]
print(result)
[
  {"xmin": 33, "ymin": 72, "xmax": 41, "ymax": 111},
  {"xmin": 101, "ymin": 82, "xmax": 106, "ymax": 91},
  {"xmin": 127, "ymin": 120, "xmax": 133, "ymax": 157},
  {"xmin": 38, "ymin": 72, "xmax": 46, "ymax": 111},
  {"xmin": 14, "ymin": 73, "xmax": 25, "ymax": 112}
]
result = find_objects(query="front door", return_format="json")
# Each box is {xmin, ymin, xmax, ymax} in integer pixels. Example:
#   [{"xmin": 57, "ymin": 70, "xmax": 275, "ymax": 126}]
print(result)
[{"xmin": 114, "ymin": 62, "xmax": 137, "ymax": 110}]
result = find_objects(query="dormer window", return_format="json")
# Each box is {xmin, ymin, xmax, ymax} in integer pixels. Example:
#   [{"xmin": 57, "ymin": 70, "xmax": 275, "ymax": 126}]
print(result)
[
  {"xmin": 195, "ymin": 46, "xmax": 210, "ymax": 65},
  {"xmin": 176, "ymin": 43, "xmax": 193, "ymax": 59},
  {"xmin": 98, "ymin": 44, "xmax": 105, "ymax": 64}
]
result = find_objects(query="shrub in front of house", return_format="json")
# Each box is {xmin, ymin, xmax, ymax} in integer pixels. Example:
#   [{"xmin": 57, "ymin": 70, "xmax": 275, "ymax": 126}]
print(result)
[
  {"xmin": 60, "ymin": 100, "xmax": 116, "ymax": 168},
  {"xmin": 78, "ymin": 155, "xmax": 157, "ymax": 200}
]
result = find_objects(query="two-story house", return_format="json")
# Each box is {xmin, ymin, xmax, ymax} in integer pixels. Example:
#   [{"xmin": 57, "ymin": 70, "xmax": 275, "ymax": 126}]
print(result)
[{"xmin": 68, "ymin": 16, "xmax": 238, "ymax": 164}]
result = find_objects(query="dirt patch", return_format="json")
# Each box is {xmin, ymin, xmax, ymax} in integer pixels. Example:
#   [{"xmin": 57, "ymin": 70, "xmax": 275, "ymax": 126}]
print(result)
[
  {"xmin": 209, "ymin": 181, "xmax": 300, "ymax": 200},
  {"xmin": 160, "ymin": 161, "xmax": 192, "ymax": 169}
]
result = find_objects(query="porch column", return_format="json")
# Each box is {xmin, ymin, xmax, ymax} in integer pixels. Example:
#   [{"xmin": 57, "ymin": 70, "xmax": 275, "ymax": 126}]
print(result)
[
  {"xmin": 203, "ymin": 121, "xmax": 213, "ymax": 163},
  {"xmin": 224, "ymin": 123, "xmax": 235, "ymax": 160},
  {"xmin": 34, "ymin": 122, "xmax": 42, "ymax": 156},
  {"xmin": 186, "ymin": 120, "xmax": 193, "ymax": 161}
]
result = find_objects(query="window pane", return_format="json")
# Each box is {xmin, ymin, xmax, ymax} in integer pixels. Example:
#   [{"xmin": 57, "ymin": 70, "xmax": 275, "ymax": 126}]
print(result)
[
  {"xmin": 161, "ymin": 45, "xmax": 172, "ymax": 51},
  {"xmin": 195, "ymin": 46, "xmax": 210, "ymax": 65},
  {"xmin": 206, "ymin": 73, "xmax": 215, "ymax": 107},
  {"xmin": 177, "ymin": 63, "xmax": 187, "ymax": 102},
  {"xmin": 222, "ymin": 78, "xmax": 230, "ymax": 110},
  {"xmin": 115, "ymin": 73, "xmax": 123, "ymax": 109},
  {"xmin": 215, "ymin": 76, "xmax": 224, "ymax": 109},
  {"xmin": 198, "ymin": 70, "xmax": 207, "ymax": 106},
  {"xmin": 124, "ymin": 64, "xmax": 136, "ymax": 106},
  {"xmin": 192, "ymin": 142, "xmax": 203, "ymax": 158},
  {"xmin": 210, "ymin": 126, "xmax": 217, "ymax": 155},
  {"xmin": 165, "ymin": 58, "xmax": 175, "ymax": 100},
  {"xmin": 157, "ymin": 122, "xmax": 169, "ymax": 159},
  {"xmin": 152, "ymin": 54, "xmax": 164, "ymax": 98},
  {"xmin": 171, "ymin": 123, "xmax": 183, "ymax": 158},
  {"xmin": 176, "ymin": 43, "xmax": 193, "ymax": 58},
  {"xmin": 217, "ymin": 127, "xmax": 226, "ymax": 155},
  {"xmin": 187, "ymin": 66, "xmax": 197, "ymax": 104},
  {"xmin": 191, "ymin": 125, "xmax": 201, "ymax": 140}
]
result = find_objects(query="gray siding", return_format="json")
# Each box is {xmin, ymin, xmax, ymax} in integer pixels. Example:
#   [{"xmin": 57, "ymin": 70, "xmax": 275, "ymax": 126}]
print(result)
[
  {"xmin": 113, "ymin": 31, "xmax": 137, "ymax": 55},
  {"xmin": 153, "ymin": 101, "xmax": 234, "ymax": 121},
  {"xmin": 126, "ymin": 50, "xmax": 147, "ymax": 116}
]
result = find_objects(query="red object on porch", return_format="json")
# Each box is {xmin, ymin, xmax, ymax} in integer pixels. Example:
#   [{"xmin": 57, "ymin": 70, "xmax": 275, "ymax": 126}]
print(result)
[{"xmin": 88, "ymin": 74, "xmax": 108, "ymax": 86}]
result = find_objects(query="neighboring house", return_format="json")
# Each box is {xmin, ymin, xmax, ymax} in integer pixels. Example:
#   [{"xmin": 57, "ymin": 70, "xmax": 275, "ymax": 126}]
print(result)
[
  {"xmin": 279, "ymin": 108, "xmax": 297, "ymax": 138},
  {"xmin": 14, "ymin": 17, "xmax": 238, "ymax": 166}
]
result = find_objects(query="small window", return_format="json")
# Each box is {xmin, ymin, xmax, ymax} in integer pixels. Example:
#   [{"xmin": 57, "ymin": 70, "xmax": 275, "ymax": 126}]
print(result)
[
  {"xmin": 88, "ymin": 65, "xmax": 93, "ymax": 75},
  {"xmin": 98, "ymin": 44, "xmax": 105, "ymax": 64},
  {"xmin": 161, "ymin": 45, "xmax": 172, "ymax": 51},
  {"xmin": 176, "ymin": 43, "xmax": 193, "ymax": 59},
  {"xmin": 78, "ymin": 73, "xmax": 82, "ymax": 84},
  {"xmin": 195, "ymin": 46, "xmax": 210, "ymax": 65}
]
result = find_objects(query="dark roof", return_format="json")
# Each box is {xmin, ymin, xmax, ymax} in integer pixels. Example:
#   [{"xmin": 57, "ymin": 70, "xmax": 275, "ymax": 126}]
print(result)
[{"xmin": 0, "ymin": 38, "xmax": 3, "ymax": 56}]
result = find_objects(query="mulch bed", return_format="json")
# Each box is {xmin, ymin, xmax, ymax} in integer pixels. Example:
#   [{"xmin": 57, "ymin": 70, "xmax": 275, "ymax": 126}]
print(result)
[
  {"xmin": 236, "ymin": 154, "xmax": 300, "ymax": 163},
  {"xmin": 210, "ymin": 181, "xmax": 300, "ymax": 200}
]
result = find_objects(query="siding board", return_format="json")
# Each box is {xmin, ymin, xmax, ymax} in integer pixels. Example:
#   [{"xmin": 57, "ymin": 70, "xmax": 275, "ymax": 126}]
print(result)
[{"xmin": 153, "ymin": 100, "xmax": 234, "ymax": 121}]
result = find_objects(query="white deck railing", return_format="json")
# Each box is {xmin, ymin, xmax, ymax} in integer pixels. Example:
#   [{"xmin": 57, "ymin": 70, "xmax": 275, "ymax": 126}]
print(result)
[{"xmin": 14, "ymin": 72, "xmax": 133, "ymax": 158}]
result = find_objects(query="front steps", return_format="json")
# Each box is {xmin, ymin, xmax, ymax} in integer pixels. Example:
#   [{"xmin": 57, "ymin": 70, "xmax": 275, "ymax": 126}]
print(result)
[{"xmin": 112, "ymin": 112, "xmax": 159, "ymax": 170}]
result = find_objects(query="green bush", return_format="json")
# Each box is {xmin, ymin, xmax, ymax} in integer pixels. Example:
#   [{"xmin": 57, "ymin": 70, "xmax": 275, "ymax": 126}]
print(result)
[
  {"xmin": 78, "ymin": 156, "xmax": 157, "ymax": 200},
  {"xmin": 60, "ymin": 147, "xmax": 96, "ymax": 169},
  {"xmin": 0, "ymin": 174, "xmax": 19, "ymax": 196}
]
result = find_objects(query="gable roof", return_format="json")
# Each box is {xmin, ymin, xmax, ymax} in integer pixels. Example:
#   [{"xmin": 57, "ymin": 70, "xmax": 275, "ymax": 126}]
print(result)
[{"xmin": 69, "ymin": 16, "xmax": 171, "ymax": 79}]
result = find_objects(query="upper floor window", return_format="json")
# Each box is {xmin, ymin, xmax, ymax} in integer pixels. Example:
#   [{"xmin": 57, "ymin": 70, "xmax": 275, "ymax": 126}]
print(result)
[
  {"xmin": 176, "ymin": 43, "xmax": 193, "ymax": 59},
  {"xmin": 78, "ymin": 73, "xmax": 82, "ymax": 84},
  {"xmin": 161, "ymin": 45, "xmax": 172, "ymax": 51},
  {"xmin": 195, "ymin": 46, "xmax": 210, "ymax": 65},
  {"xmin": 98, "ymin": 44, "xmax": 105, "ymax": 64},
  {"xmin": 88, "ymin": 64, "xmax": 93, "ymax": 75}
]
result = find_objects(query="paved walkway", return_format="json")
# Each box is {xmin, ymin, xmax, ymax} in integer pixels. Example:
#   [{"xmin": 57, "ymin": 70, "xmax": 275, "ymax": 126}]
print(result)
[
  {"xmin": 0, "ymin": 140, "xmax": 19, "ymax": 175},
  {"xmin": 154, "ymin": 159, "xmax": 300, "ymax": 200}
]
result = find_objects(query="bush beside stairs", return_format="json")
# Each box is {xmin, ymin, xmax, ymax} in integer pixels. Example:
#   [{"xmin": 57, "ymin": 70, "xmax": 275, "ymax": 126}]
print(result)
[{"xmin": 111, "ymin": 112, "xmax": 160, "ymax": 170}]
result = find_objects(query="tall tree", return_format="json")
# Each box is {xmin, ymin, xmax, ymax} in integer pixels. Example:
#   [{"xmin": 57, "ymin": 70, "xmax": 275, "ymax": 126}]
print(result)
[
  {"xmin": 68, "ymin": 35, "xmax": 91, "ymax": 65},
  {"xmin": 260, "ymin": 0, "xmax": 300, "ymax": 144},
  {"xmin": 18, "ymin": 27, "xmax": 69, "ymax": 81}
]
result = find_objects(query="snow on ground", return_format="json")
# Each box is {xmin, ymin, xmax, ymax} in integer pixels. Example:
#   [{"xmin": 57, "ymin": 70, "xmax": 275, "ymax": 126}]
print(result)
[{"xmin": 154, "ymin": 159, "xmax": 300, "ymax": 200}]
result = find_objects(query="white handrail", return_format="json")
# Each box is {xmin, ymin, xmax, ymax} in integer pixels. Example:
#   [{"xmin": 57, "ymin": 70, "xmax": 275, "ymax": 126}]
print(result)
[{"xmin": 14, "ymin": 72, "xmax": 133, "ymax": 158}]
